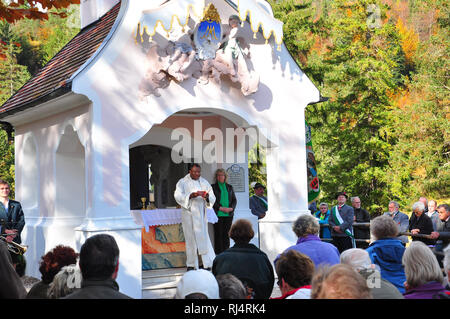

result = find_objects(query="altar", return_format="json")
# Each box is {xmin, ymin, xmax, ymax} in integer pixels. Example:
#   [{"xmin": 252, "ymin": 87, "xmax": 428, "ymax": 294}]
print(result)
[{"xmin": 131, "ymin": 208, "xmax": 218, "ymax": 270}]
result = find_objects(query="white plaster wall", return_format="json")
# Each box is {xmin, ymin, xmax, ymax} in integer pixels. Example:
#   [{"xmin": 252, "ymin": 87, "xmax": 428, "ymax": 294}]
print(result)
[{"xmin": 15, "ymin": 102, "xmax": 92, "ymax": 279}]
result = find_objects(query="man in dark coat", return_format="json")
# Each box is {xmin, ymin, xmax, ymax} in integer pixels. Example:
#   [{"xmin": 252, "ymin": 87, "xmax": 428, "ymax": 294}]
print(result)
[
  {"xmin": 63, "ymin": 234, "xmax": 131, "ymax": 299},
  {"xmin": 351, "ymin": 196, "xmax": 370, "ymax": 248},
  {"xmin": 0, "ymin": 179, "xmax": 25, "ymax": 245},
  {"xmin": 431, "ymin": 204, "xmax": 450, "ymax": 249},
  {"xmin": 431, "ymin": 204, "xmax": 450, "ymax": 267},
  {"xmin": 329, "ymin": 191, "xmax": 355, "ymax": 253},
  {"xmin": 249, "ymin": 183, "xmax": 267, "ymax": 219}
]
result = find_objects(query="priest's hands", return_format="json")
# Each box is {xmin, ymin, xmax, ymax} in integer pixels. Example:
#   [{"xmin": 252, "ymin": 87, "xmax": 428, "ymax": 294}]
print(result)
[{"xmin": 190, "ymin": 191, "xmax": 209, "ymax": 199}]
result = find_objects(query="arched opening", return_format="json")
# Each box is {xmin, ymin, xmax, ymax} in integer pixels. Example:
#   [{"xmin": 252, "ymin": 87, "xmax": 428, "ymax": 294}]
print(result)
[
  {"xmin": 130, "ymin": 108, "xmax": 275, "ymax": 274},
  {"xmin": 20, "ymin": 135, "xmax": 38, "ymax": 210},
  {"xmin": 129, "ymin": 144, "xmax": 189, "ymax": 210},
  {"xmin": 55, "ymin": 125, "xmax": 86, "ymax": 219}
]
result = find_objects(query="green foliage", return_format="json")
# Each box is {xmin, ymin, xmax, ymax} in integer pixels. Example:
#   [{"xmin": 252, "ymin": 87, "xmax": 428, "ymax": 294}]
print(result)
[
  {"xmin": 0, "ymin": 129, "xmax": 15, "ymax": 197},
  {"xmin": 271, "ymin": 0, "xmax": 448, "ymax": 214},
  {"xmin": 0, "ymin": 6, "xmax": 80, "ymax": 198},
  {"xmin": 248, "ymin": 143, "xmax": 267, "ymax": 197},
  {"xmin": 0, "ymin": 21, "xmax": 31, "ymax": 105}
]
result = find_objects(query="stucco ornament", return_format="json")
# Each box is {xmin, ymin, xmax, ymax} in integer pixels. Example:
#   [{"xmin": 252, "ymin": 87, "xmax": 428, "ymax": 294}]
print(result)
[{"xmin": 137, "ymin": 3, "xmax": 260, "ymax": 97}]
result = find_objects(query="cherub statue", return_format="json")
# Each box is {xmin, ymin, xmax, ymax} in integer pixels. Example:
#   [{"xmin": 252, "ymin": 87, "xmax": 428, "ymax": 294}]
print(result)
[
  {"xmin": 164, "ymin": 27, "xmax": 197, "ymax": 81},
  {"xmin": 139, "ymin": 44, "xmax": 171, "ymax": 98},
  {"xmin": 214, "ymin": 15, "xmax": 259, "ymax": 95}
]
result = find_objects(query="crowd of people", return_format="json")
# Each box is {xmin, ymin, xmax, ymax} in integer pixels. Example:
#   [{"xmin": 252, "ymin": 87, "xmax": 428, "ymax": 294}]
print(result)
[{"xmin": 1, "ymin": 172, "xmax": 450, "ymax": 299}]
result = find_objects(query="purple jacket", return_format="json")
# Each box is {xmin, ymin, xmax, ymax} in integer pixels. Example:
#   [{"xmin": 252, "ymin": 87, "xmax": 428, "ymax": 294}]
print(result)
[
  {"xmin": 274, "ymin": 234, "xmax": 340, "ymax": 267},
  {"xmin": 403, "ymin": 281, "xmax": 448, "ymax": 299}
]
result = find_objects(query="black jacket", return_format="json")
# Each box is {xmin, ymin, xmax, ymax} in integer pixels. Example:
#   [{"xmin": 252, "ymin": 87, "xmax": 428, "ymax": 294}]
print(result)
[
  {"xmin": 212, "ymin": 243, "xmax": 275, "ymax": 299},
  {"xmin": 62, "ymin": 279, "xmax": 132, "ymax": 299},
  {"xmin": 211, "ymin": 183, "xmax": 237, "ymax": 217},
  {"xmin": 0, "ymin": 199, "xmax": 25, "ymax": 244},
  {"xmin": 409, "ymin": 213, "xmax": 435, "ymax": 245}
]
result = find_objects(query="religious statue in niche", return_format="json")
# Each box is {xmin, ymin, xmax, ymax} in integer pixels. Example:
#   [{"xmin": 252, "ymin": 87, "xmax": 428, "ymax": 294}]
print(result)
[{"xmin": 137, "ymin": 3, "xmax": 260, "ymax": 98}]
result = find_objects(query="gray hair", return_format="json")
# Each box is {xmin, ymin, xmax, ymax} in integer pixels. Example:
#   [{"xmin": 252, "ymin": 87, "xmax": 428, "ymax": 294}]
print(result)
[
  {"xmin": 370, "ymin": 215, "xmax": 399, "ymax": 240},
  {"xmin": 412, "ymin": 201, "xmax": 425, "ymax": 212},
  {"xmin": 389, "ymin": 201, "xmax": 400, "ymax": 209},
  {"xmin": 444, "ymin": 246, "xmax": 450, "ymax": 274},
  {"xmin": 402, "ymin": 241, "xmax": 444, "ymax": 288},
  {"xmin": 319, "ymin": 202, "xmax": 328, "ymax": 208},
  {"xmin": 340, "ymin": 248, "xmax": 372, "ymax": 272},
  {"xmin": 292, "ymin": 214, "xmax": 320, "ymax": 237},
  {"xmin": 215, "ymin": 273, "xmax": 247, "ymax": 299},
  {"xmin": 351, "ymin": 197, "xmax": 360, "ymax": 203}
]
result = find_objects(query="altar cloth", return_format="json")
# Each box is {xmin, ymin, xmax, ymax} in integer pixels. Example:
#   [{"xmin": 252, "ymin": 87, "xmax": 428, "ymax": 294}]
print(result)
[{"xmin": 131, "ymin": 208, "xmax": 218, "ymax": 232}]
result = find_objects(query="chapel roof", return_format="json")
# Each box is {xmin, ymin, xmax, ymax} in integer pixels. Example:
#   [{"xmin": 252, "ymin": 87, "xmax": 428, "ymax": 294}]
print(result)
[{"xmin": 0, "ymin": 1, "xmax": 121, "ymax": 119}]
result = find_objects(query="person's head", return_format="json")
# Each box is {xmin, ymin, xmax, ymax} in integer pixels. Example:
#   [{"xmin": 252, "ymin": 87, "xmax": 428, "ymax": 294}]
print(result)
[
  {"xmin": 419, "ymin": 196, "xmax": 428, "ymax": 207},
  {"xmin": 428, "ymin": 200, "xmax": 437, "ymax": 213},
  {"xmin": 38, "ymin": 245, "xmax": 79, "ymax": 284},
  {"xmin": 216, "ymin": 273, "xmax": 247, "ymax": 299},
  {"xmin": 340, "ymin": 248, "xmax": 373, "ymax": 272},
  {"xmin": 0, "ymin": 179, "xmax": 10, "ymax": 199},
  {"xmin": 412, "ymin": 201, "xmax": 426, "ymax": 217},
  {"xmin": 253, "ymin": 183, "xmax": 265, "ymax": 196},
  {"xmin": 47, "ymin": 264, "xmax": 82, "ymax": 299},
  {"xmin": 176, "ymin": 269, "xmax": 219, "ymax": 299},
  {"xmin": 388, "ymin": 201, "xmax": 399, "ymax": 213},
  {"xmin": 370, "ymin": 215, "xmax": 399, "ymax": 240},
  {"xmin": 351, "ymin": 196, "xmax": 361, "ymax": 209},
  {"xmin": 229, "ymin": 219, "xmax": 254, "ymax": 244},
  {"xmin": 437, "ymin": 204, "xmax": 450, "ymax": 221},
  {"xmin": 12, "ymin": 254, "xmax": 26, "ymax": 277},
  {"xmin": 188, "ymin": 163, "xmax": 201, "ymax": 180},
  {"xmin": 214, "ymin": 168, "xmax": 227, "ymax": 184},
  {"xmin": 402, "ymin": 241, "xmax": 444, "ymax": 289},
  {"xmin": 336, "ymin": 192, "xmax": 348, "ymax": 205},
  {"xmin": 311, "ymin": 264, "xmax": 372, "ymax": 299},
  {"xmin": 79, "ymin": 234, "xmax": 119, "ymax": 281},
  {"xmin": 228, "ymin": 15, "xmax": 240, "ymax": 28},
  {"xmin": 319, "ymin": 203, "xmax": 328, "ymax": 214},
  {"xmin": 276, "ymin": 250, "xmax": 314, "ymax": 295},
  {"xmin": 292, "ymin": 214, "xmax": 320, "ymax": 238}
]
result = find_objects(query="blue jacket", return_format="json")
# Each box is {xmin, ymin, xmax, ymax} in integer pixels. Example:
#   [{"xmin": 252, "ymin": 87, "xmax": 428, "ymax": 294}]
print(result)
[
  {"xmin": 274, "ymin": 234, "xmax": 340, "ymax": 268},
  {"xmin": 366, "ymin": 238, "xmax": 406, "ymax": 293},
  {"xmin": 314, "ymin": 210, "xmax": 331, "ymax": 239}
]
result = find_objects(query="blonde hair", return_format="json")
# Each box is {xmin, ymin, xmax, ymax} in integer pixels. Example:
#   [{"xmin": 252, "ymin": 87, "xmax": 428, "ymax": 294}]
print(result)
[{"xmin": 214, "ymin": 168, "xmax": 228, "ymax": 183}]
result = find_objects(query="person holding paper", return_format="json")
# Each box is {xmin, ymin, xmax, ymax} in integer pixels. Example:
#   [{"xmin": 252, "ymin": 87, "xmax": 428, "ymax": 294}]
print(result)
[{"xmin": 174, "ymin": 164, "xmax": 216, "ymax": 270}]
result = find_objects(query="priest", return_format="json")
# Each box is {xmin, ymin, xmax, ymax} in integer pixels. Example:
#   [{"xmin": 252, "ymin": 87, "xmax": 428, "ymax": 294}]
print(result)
[{"xmin": 174, "ymin": 163, "xmax": 216, "ymax": 270}]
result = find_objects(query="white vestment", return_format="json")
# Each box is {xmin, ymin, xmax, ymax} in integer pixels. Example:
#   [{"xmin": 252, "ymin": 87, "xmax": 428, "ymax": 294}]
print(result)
[{"xmin": 174, "ymin": 174, "xmax": 216, "ymax": 269}]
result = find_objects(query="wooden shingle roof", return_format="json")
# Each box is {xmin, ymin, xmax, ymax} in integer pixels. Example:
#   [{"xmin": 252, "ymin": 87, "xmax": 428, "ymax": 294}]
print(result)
[{"xmin": 0, "ymin": 2, "xmax": 121, "ymax": 118}]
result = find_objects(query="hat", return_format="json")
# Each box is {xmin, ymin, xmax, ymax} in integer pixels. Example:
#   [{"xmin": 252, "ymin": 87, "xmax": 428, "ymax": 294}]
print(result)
[
  {"xmin": 176, "ymin": 269, "xmax": 219, "ymax": 299},
  {"xmin": 252, "ymin": 182, "xmax": 265, "ymax": 189},
  {"xmin": 336, "ymin": 191, "xmax": 348, "ymax": 199}
]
